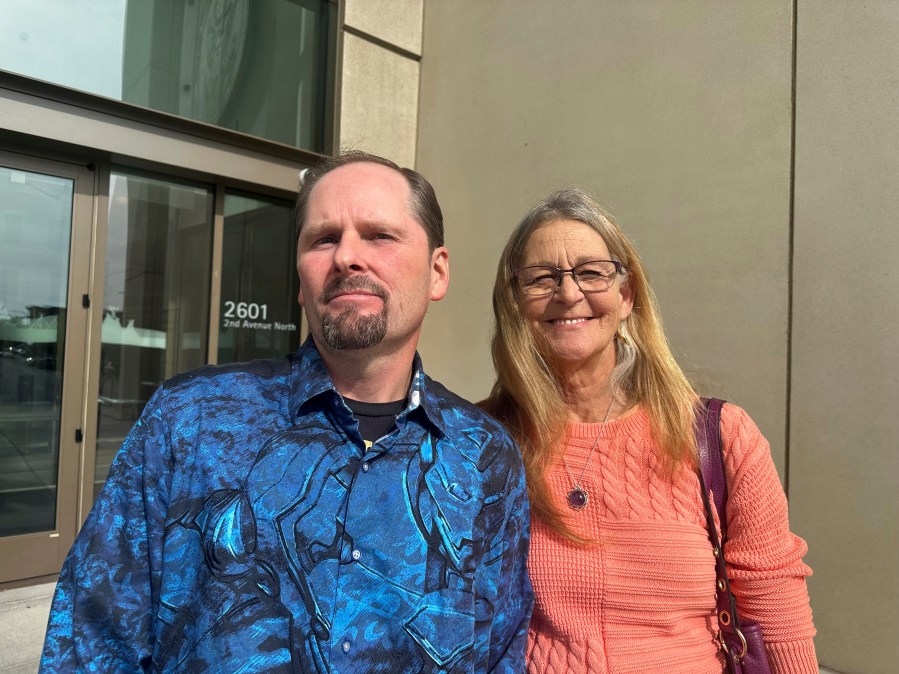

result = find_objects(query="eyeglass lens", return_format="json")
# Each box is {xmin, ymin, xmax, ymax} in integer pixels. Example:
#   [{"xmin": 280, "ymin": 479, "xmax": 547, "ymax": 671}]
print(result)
[{"xmin": 516, "ymin": 260, "xmax": 620, "ymax": 295}]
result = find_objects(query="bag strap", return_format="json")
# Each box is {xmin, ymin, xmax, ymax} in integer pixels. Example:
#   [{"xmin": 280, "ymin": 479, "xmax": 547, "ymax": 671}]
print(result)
[
  {"xmin": 695, "ymin": 397, "xmax": 749, "ymax": 661},
  {"xmin": 697, "ymin": 397, "xmax": 728, "ymax": 527}
]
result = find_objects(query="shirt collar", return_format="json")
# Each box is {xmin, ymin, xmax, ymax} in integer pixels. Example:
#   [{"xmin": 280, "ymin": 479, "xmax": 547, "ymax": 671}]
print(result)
[{"xmin": 289, "ymin": 336, "xmax": 447, "ymax": 437}]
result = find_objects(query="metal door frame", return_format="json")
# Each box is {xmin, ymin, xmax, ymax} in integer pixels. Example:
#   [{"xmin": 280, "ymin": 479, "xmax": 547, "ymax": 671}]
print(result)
[{"xmin": 0, "ymin": 151, "xmax": 97, "ymax": 583}]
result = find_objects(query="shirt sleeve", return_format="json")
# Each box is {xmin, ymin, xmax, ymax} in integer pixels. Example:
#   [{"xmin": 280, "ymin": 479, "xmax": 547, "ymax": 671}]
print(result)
[
  {"xmin": 720, "ymin": 403, "xmax": 818, "ymax": 674},
  {"xmin": 474, "ymin": 434, "xmax": 535, "ymax": 674},
  {"xmin": 40, "ymin": 386, "xmax": 172, "ymax": 673}
]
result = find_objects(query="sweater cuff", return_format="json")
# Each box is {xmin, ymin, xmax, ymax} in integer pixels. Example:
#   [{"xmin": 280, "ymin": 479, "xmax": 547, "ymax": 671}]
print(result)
[{"xmin": 765, "ymin": 639, "xmax": 818, "ymax": 674}]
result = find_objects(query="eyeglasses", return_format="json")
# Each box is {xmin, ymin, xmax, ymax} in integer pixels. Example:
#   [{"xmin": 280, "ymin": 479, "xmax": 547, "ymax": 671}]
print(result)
[{"xmin": 514, "ymin": 259, "xmax": 625, "ymax": 296}]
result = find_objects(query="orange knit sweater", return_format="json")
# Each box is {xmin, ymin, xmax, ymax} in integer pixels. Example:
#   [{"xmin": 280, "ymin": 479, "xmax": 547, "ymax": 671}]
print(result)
[{"xmin": 526, "ymin": 403, "xmax": 817, "ymax": 673}]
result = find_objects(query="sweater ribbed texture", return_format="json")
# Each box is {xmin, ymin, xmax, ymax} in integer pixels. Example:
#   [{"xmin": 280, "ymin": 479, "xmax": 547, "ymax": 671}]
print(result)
[{"xmin": 527, "ymin": 404, "xmax": 817, "ymax": 673}]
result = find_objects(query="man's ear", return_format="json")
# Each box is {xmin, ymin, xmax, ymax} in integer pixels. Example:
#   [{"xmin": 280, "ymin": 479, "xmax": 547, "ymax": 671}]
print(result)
[
  {"xmin": 429, "ymin": 247, "xmax": 449, "ymax": 301},
  {"xmin": 296, "ymin": 246, "xmax": 305, "ymax": 307},
  {"xmin": 296, "ymin": 255, "xmax": 306, "ymax": 308}
]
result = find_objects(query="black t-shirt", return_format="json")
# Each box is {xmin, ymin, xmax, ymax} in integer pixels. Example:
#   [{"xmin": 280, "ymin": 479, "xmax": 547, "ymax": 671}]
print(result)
[{"xmin": 344, "ymin": 397, "xmax": 406, "ymax": 447}]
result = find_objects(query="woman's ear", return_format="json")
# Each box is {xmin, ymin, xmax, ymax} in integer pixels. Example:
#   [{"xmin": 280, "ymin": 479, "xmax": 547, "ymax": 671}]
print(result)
[{"xmin": 619, "ymin": 275, "xmax": 634, "ymax": 320}]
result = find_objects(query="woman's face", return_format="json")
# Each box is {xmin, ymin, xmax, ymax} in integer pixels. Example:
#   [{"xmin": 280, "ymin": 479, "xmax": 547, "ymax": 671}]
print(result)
[{"xmin": 517, "ymin": 219, "xmax": 633, "ymax": 375}]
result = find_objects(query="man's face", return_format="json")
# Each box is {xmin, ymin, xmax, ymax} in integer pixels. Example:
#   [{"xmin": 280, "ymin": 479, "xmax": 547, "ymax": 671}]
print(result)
[{"xmin": 297, "ymin": 162, "xmax": 449, "ymax": 354}]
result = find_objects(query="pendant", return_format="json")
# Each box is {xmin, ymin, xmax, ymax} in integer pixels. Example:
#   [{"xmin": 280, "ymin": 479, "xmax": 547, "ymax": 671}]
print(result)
[{"xmin": 566, "ymin": 487, "xmax": 589, "ymax": 510}]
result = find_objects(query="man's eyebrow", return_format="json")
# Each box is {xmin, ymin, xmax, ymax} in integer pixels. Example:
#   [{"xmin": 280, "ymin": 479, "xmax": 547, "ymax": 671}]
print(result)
[
  {"xmin": 362, "ymin": 220, "xmax": 405, "ymax": 234},
  {"xmin": 301, "ymin": 221, "xmax": 336, "ymax": 237}
]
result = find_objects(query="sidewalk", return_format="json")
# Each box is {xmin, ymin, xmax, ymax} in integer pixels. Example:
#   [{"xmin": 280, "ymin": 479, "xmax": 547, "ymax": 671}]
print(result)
[
  {"xmin": 0, "ymin": 582, "xmax": 54, "ymax": 673},
  {"xmin": 0, "ymin": 581, "xmax": 845, "ymax": 673}
]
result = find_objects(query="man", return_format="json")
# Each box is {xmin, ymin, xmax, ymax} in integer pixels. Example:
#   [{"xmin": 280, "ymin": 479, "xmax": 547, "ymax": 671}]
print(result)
[{"xmin": 40, "ymin": 151, "xmax": 533, "ymax": 673}]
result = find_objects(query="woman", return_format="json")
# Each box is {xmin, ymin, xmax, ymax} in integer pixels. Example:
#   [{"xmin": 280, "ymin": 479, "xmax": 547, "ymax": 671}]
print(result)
[{"xmin": 481, "ymin": 188, "xmax": 817, "ymax": 673}]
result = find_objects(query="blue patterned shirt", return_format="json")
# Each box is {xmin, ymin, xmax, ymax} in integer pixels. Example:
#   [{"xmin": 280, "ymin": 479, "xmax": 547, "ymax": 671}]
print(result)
[{"xmin": 41, "ymin": 339, "xmax": 533, "ymax": 673}]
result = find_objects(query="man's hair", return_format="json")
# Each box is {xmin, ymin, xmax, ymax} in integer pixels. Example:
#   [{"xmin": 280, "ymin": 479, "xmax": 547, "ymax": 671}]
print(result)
[
  {"xmin": 295, "ymin": 150, "xmax": 444, "ymax": 250},
  {"xmin": 480, "ymin": 187, "xmax": 698, "ymax": 543}
]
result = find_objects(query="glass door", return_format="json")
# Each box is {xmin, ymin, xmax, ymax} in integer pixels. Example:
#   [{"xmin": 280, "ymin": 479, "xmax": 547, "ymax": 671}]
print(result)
[
  {"xmin": 0, "ymin": 156, "xmax": 301, "ymax": 585},
  {"xmin": 217, "ymin": 191, "xmax": 301, "ymax": 364},
  {"xmin": 92, "ymin": 171, "xmax": 214, "ymax": 499},
  {"xmin": 0, "ymin": 153, "xmax": 93, "ymax": 583}
]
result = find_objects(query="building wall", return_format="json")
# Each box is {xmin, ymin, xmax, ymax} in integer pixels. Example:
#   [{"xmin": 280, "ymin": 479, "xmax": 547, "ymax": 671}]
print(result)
[
  {"xmin": 416, "ymin": 1, "xmax": 793, "ymax": 475},
  {"xmin": 338, "ymin": 0, "xmax": 423, "ymax": 167},
  {"xmin": 789, "ymin": 3, "xmax": 899, "ymax": 672},
  {"xmin": 416, "ymin": 1, "xmax": 898, "ymax": 672}
]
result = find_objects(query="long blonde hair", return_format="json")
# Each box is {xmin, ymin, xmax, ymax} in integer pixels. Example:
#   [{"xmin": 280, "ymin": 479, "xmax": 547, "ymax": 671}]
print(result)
[{"xmin": 480, "ymin": 188, "xmax": 699, "ymax": 541}]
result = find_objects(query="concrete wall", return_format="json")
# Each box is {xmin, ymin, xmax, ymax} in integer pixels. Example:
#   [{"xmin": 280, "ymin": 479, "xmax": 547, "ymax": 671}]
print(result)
[
  {"xmin": 417, "ymin": 2, "xmax": 898, "ymax": 672},
  {"xmin": 789, "ymin": 3, "xmax": 899, "ymax": 672},
  {"xmin": 338, "ymin": 0, "xmax": 422, "ymax": 167},
  {"xmin": 417, "ymin": 1, "xmax": 794, "ymax": 477}
]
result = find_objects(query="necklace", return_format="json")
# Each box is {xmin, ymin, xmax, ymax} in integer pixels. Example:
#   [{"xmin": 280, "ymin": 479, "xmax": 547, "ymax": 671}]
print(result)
[{"xmin": 562, "ymin": 397, "xmax": 615, "ymax": 510}]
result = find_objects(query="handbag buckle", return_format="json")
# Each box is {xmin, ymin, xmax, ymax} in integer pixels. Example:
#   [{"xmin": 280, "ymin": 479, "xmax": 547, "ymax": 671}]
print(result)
[{"xmin": 717, "ymin": 626, "xmax": 749, "ymax": 661}]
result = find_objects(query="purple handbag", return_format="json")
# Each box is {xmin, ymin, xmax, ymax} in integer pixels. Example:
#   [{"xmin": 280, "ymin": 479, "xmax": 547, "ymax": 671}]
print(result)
[{"xmin": 695, "ymin": 398, "xmax": 772, "ymax": 674}]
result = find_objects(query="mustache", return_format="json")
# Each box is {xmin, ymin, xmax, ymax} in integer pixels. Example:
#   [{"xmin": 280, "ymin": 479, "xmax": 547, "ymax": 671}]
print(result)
[{"xmin": 322, "ymin": 276, "xmax": 388, "ymax": 302}]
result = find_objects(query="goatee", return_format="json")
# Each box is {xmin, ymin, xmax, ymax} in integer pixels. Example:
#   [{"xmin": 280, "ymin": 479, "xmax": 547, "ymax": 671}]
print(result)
[{"xmin": 319, "ymin": 276, "xmax": 388, "ymax": 350}]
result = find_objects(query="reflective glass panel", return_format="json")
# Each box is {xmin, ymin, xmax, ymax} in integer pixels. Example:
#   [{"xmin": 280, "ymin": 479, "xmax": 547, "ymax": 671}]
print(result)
[
  {"xmin": 95, "ymin": 172, "xmax": 213, "ymax": 497},
  {"xmin": 218, "ymin": 192, "xmax": 301, "ymax": 363},
  {"xmin": 0, "ymin": 0, "xmax": 335, "ymax": 152},
  {"xmin": 0, "ymin": 166, "xmax": 72, "ymax": 536}
]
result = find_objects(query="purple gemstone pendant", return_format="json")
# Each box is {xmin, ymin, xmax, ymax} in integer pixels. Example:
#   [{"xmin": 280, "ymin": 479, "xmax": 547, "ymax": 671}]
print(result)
[{"xmin": 566, "ymin": 487, "xmax": 589, "ymax": 510}]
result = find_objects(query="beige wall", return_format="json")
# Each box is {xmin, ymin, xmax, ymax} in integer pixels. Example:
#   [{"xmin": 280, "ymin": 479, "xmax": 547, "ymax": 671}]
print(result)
[
  {"xmin": 417, "ymin": 1, "xmax": 898, "ymax": 672},
  {"xmin": 789, "ymin": 2, "xmax": 899, "ymax": 672},
  {"xmin": 417, "ymin": 1, "xmax": 794, "ymax": 475},
  {"xmin": 338, "ymin": 0, "xmax": 422, "ymax": 167}
]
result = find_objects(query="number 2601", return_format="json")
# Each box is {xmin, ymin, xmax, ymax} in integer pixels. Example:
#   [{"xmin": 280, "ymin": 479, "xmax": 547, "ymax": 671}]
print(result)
[{"xmin": 223, "ymin": 301, "xmax": 268, "ymax": 320}]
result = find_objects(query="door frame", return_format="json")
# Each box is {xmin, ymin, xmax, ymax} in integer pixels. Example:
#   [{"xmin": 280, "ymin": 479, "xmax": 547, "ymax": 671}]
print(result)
[
  {"xmin": 0, "ymin": 148, "xmax": 306, "ymax": 586},
  {"xmin": 0, "ymin": 151, "xmax": 97, "ymax": 583}
]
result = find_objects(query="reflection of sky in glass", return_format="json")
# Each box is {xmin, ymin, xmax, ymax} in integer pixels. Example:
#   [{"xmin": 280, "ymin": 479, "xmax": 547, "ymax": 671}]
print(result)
[
  {"xmin": 0, "ymin": 0, "xmax": 126, "ymax": 99},
  {"xmin": 0, "ymin": 168, "xmax": 73, "ymax": 317}
]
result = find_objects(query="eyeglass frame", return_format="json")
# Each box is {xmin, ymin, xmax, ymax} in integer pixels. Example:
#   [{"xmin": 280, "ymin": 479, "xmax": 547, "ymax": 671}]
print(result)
[{"xmin": 513, "ymin": 259, "xmax": 627, "ymax": 296}]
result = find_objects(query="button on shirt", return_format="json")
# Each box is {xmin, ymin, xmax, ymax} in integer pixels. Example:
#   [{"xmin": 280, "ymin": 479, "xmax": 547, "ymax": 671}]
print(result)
[{"xmin": 40, "ymin": 338, "xmax": 533, "ymax": 673}]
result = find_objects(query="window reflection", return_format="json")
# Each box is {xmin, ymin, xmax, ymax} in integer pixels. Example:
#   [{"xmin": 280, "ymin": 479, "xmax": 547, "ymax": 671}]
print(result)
[
  {"xmin": 218, "ymin": 192, "xmax": 301, "ymax": 364},
  {"xmin": 0, "ymin": 167, "xmax": 72, "ymax": 536},
  {"xmin": 0, "ymin": 0, "xmax": 335, "ymax": 152},
  {"xmin": 95, "ymin": 172, "xmax": 212, "ymax": 497}
]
